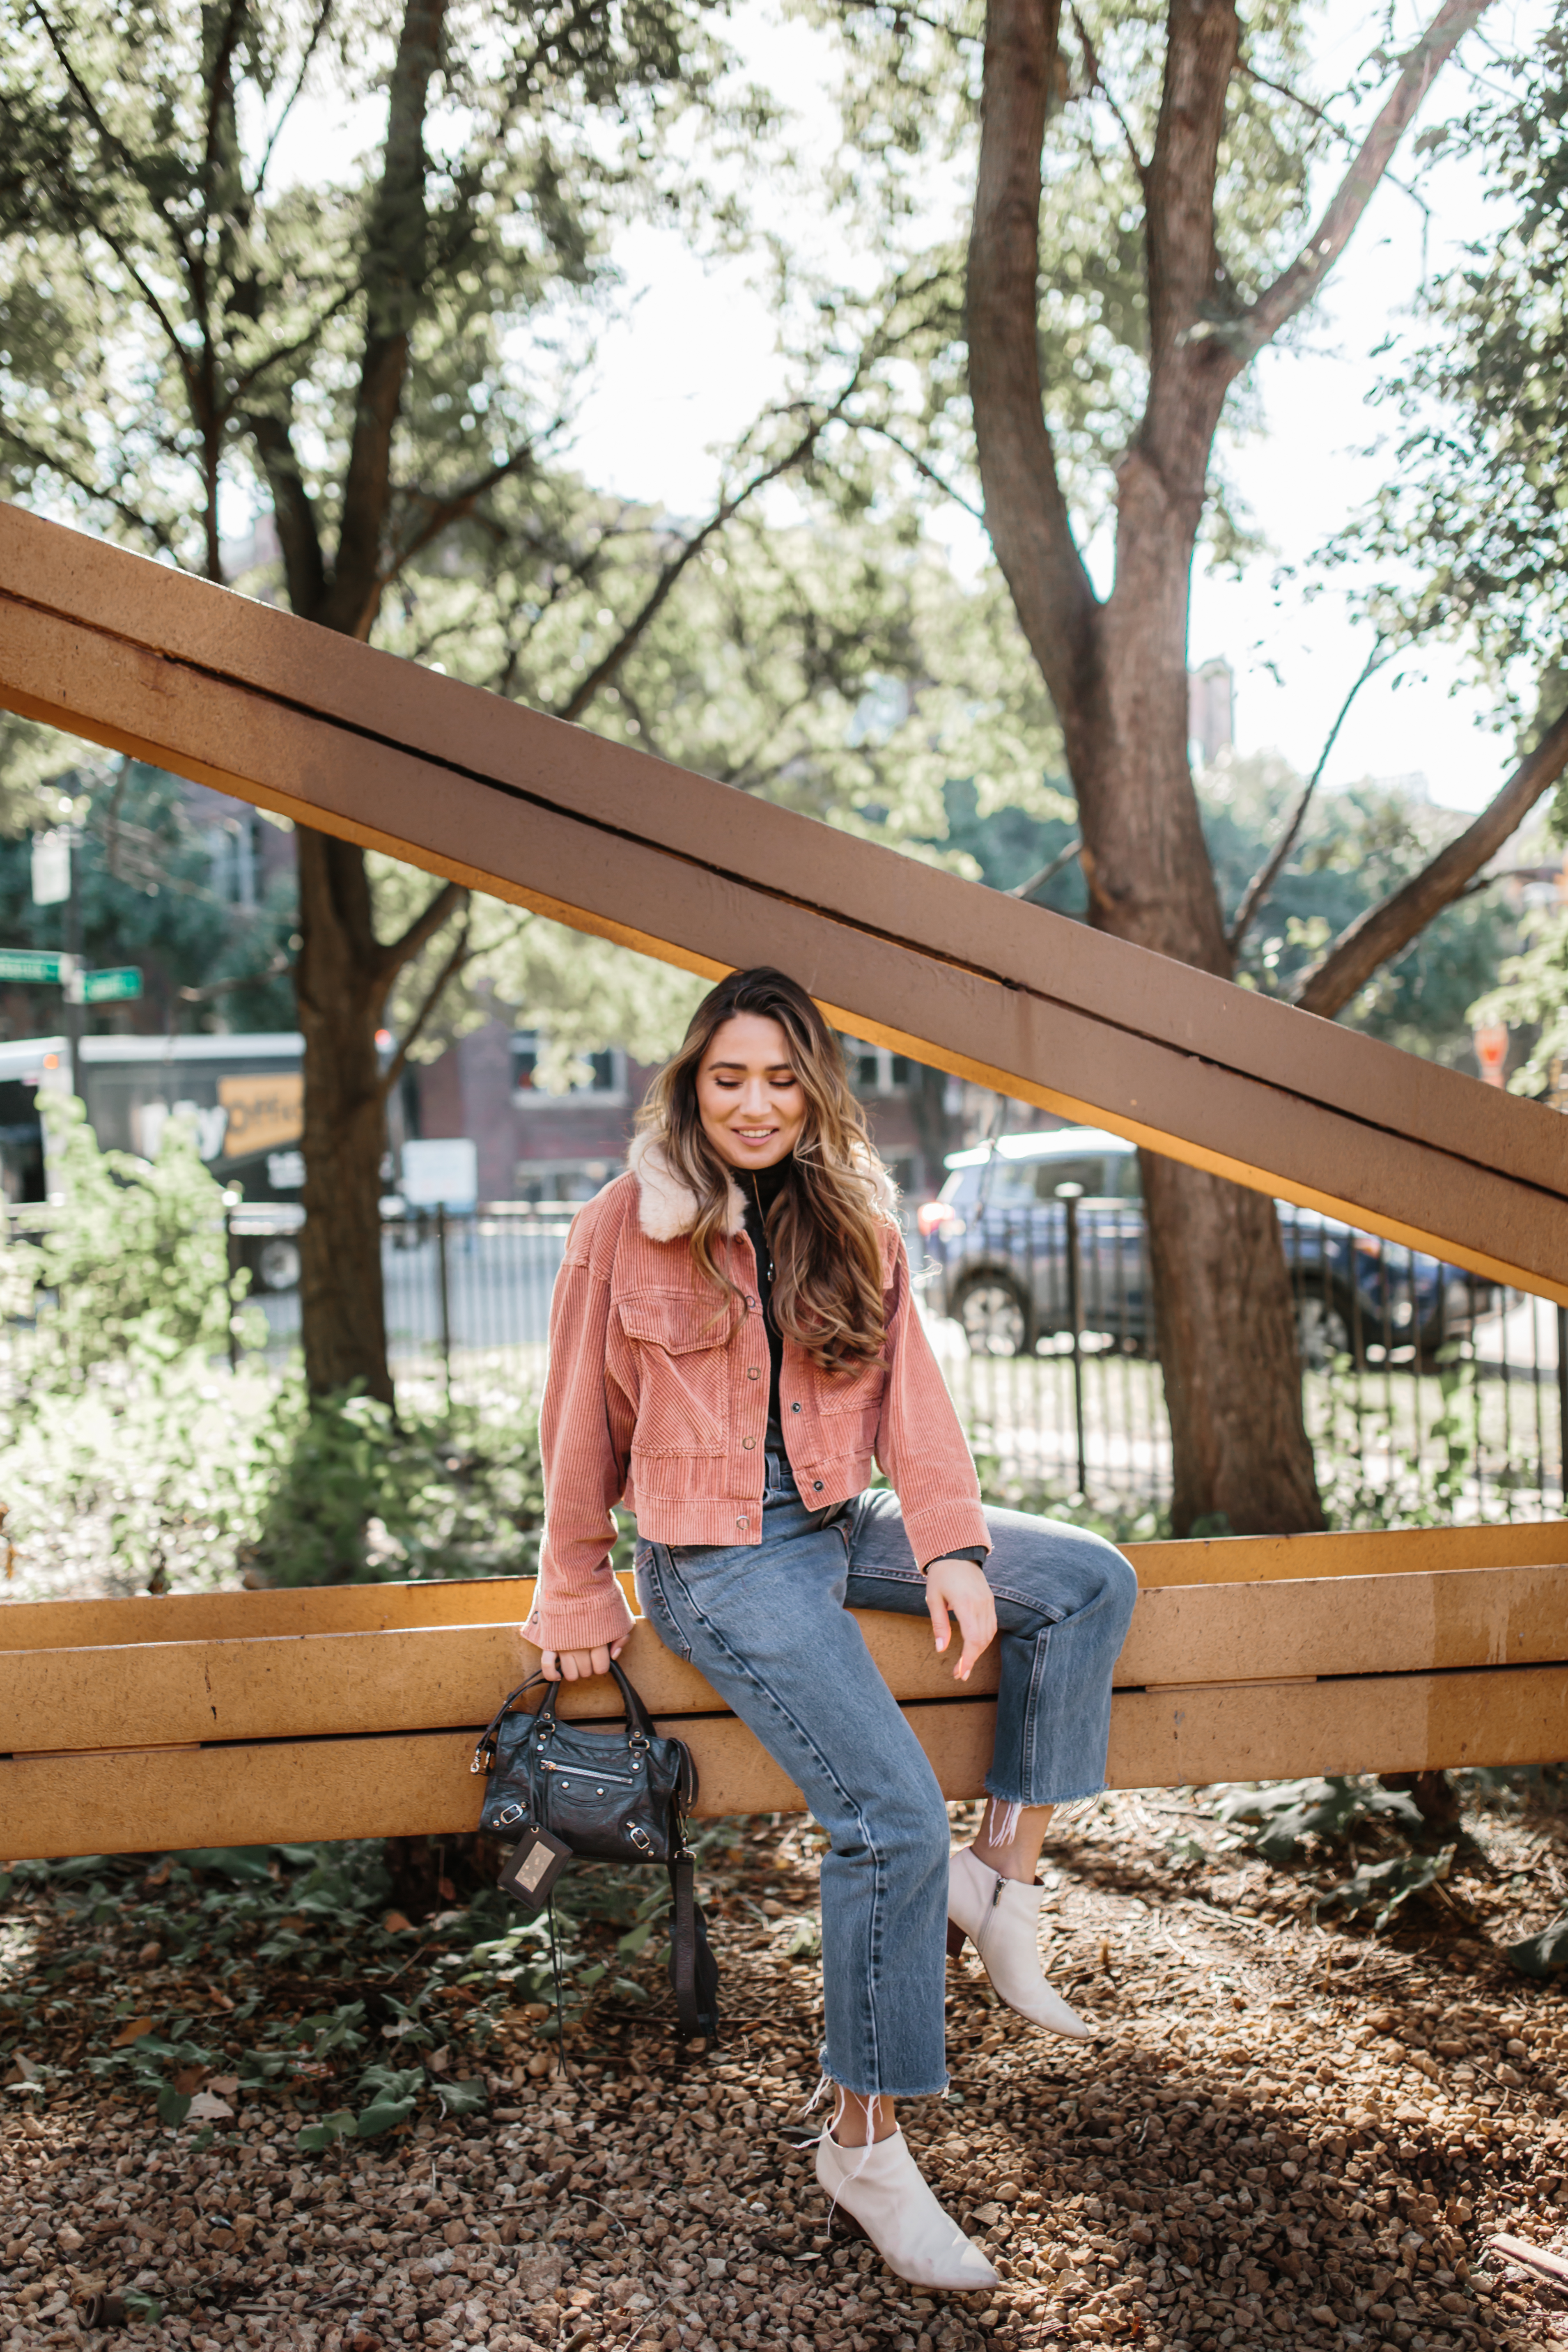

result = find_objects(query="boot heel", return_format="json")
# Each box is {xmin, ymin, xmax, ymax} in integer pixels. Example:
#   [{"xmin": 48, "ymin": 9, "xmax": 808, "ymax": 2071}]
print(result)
[{"xmin": 946, "ymin": 1921, "xmax": 967, "ymax": 1960}]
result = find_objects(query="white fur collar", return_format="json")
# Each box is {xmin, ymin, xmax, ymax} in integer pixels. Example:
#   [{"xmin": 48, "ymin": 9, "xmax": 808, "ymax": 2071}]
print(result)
[
  {"xmin": 628, "ymin": 1131, "xmax": 746, "ymax": 1241},
  {"xmin": 627, "ymin": 1130, "xmax": 897, "ymax": 1243}
]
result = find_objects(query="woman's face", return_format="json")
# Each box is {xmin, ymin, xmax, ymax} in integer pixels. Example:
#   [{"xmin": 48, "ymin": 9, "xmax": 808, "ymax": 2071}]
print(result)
[{"xmin": 696, "ymin": 1012, "xmax": 807, "ymax": 1171}]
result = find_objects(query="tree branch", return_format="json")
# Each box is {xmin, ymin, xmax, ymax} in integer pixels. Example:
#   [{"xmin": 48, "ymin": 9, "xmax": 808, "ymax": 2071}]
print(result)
[
  {"xmin": 381, "ymin": 440, "xmax": 538, "ymax": 585},
  {"xmin": 256, "ymin": 0, "xmax": 339, "ymax": 193},
  {"xmin": 376, "ymin": 878, "xmax": 467, "ymax": 986},
  {"xmin": 179, "ymin": 952, "xmax": 293, "ymax": 1004},
  {"xmin": 1293, "ymin": 703, "xmax": 1568, "ymax": 1019},
  {"xmin": 860, "ymin": 420, "xmax": 984, "ymax": 519},
  {"xmin": 0, "ymin": 421, "xmax": 178, "ymax": 555},
  {"xmin": 1226, "ymin": 638, "xmax": 1391, "ymax": 961},
  {"xmin": 1009, "ymin": 833, "xmax": 1083, "ymax": 902},
  {"xmin": 1237, "ymin": 0, "xmax": 1498, "ymax": 364},
  {"xmin": 1235, "ymin": 57, "xmax": 1432, "ymax": 222},
  {"xmin": 245, "ymin": 409, "xmax": 327, "ymax": 616},
  {"xmin": 967, "ymin": 0, "xmax": 1101, "ymax": 738},
  {"xmin": 378, "ymin": 904, "xmax": 474, "ymax": 1097},
  {"xmin": 1070, "ymin": 4, "xmax": 1148, "ymax": 191},
  {"xmin": 553, "ymin": 390, "xmax": 861, "ymax": 725},
  {"xmin": 324, "ymin": 0, "xmax": 448, "ymax": 640}
]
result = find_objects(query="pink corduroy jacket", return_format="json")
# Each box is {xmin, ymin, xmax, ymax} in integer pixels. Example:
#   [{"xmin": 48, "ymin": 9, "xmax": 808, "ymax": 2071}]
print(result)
[{"xmin": 521, "ymin": 1132, "xmax": 992, "ymax": 1654}]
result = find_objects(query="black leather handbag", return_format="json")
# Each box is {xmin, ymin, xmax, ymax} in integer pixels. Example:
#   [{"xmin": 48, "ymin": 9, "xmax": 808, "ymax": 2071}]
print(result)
[{"xmin": 472, "ymin": 1659, "xmax": 718, "ymax": 2045}]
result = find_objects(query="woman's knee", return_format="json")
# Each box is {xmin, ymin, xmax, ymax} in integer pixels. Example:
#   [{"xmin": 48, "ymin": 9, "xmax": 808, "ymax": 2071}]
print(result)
[
  {"xmin": 1090, "ymin": 1537, "xmax": 1140, "ymax": 1629},
  {"xmin": 998, "ymin": 1513, "xmax": 1138, "ymax": 1627},
  {"xmin": 830, "ymin": 1776, "xmax": 949, "ymax": 1870}
]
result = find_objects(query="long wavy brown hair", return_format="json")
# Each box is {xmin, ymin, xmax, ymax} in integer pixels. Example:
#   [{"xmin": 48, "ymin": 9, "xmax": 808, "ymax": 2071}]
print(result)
[{"xmin": 636, "ymin": 968, "xmax": 895, "ymax": 1374}]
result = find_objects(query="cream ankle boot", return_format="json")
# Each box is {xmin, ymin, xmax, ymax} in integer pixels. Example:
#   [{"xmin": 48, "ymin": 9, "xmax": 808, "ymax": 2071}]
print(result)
[
  {"xmin": 948, "ymin": 1846, "xmax": 1091, "ymax": 2038},
  {"xmin": 815, "ymin": 2126, "xmax": 999, "ymax": 2292}
]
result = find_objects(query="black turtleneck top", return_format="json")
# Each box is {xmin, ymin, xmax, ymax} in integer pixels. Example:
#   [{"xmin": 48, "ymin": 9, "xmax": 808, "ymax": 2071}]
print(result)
[
  {"xmin": 740, "ymin": 1152, "xmax": 791, "ymax": 1431},
  {"xmin": 740, "ymin": 1152, "xmax": 987, "ymax": 1563}
]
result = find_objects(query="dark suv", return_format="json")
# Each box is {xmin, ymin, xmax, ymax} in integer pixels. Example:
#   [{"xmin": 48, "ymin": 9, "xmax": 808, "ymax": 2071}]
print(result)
[{"xmin": 917, "ymin": 1126, "xmax": 1491, "ymax": 1365}]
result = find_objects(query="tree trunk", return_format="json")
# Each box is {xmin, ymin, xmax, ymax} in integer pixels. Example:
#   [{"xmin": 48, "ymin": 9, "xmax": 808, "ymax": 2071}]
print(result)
[
  {"xmin": 294, "ymin": 833, "xmax": 394, "ymax": 1400},
  {"xmin": 1080, "ymin": 491, "xmax": 1325, "ymax": 1535},
  {"xmin": 967, "ymin": 0, "xmax": 1324, "ymax": 1534},
  {"xmin": 906, "ymin": 1062, "xmax": 958, "ymax": 1196}
]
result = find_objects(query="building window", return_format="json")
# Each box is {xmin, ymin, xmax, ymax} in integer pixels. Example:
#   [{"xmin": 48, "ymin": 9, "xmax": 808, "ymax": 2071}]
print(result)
[
  {"xmin": 841, "ymin": 1038, "xmax": 909, "ymax": 1096},
  {"xmin": 511, "ymin": 1032, "xmax": 624, "ymax": 1100}
]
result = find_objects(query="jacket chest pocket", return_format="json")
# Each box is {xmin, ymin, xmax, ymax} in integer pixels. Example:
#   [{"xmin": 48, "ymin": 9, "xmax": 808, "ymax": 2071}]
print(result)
[
  {"xmin": 619, "ymin": 1291, "xmax": 734, "ymax": 1456},
  {"xmin": 815, "ymin": 1354, "xmax": 887, "ymax": 1422}
]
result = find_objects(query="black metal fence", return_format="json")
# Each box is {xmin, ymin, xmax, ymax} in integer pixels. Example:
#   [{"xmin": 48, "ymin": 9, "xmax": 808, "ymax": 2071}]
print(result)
[
  {"xmin": 9, "ymin": 1193, "xmax": 1567, "ymax": 1524},
  {"xmin": 229, "ymin": 1201, "xmax": 569, "ymax": 1391},
  {"xmin": 917, "ymin": 1193, "xmax": 1568, "ymax": 1523}
]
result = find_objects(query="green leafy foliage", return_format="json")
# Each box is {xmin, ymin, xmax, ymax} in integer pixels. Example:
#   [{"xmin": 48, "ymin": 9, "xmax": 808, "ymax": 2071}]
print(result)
[
  {"xmin": 0, "ymin": 759, "xmax": 296, "ymax": 1038},
  {"xmin": 1214, "ymin": 1777, "xmax": 1425, "ymax": 1865},
  {"xmin": 2, "ymin": 1097, "xmax": 276, "ymax": 1597},
  {"xmin": 1505, "ymin": 1909, "xmax": 1568, "ymax": 1976},
  {"xmin": 23, "ymin": 1092, "xmax": 248, "ymax": 1371},
  {"xmin": 1316, "ymin": 1846, "xmax": 1457, "ymax": 1932},
  {"xmin": 242, "ymin": 1381, "xmax": 553, "ymax": 1588},
  {"xmin": 1336, "ymin": 14, "xmax": 1568, "ymax": 696}
]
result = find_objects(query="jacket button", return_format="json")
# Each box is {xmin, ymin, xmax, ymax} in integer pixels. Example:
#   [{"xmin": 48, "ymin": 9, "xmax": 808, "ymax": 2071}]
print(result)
[
  {"xmin": 746, "ymin": 1294, "xmax": 758, "ymax": 1308},
  {"xmin": 742, "ymin": 1436, "xmax": 755, "ymax": 1449},
  {"xmin": 812, "ymin": 1481, "xmax": 824, "ymax": 1493},
  {"xmin": 790, "ymin": 1401, "xmax": 802, "ymax": 1413},
  {"xmin": 736, "ymin": 1514, "xmax": 748, "ymax": 1527},
  {"xmin": 747, "ymin": 1366, "xmax": 760, "ymax": 1379}
]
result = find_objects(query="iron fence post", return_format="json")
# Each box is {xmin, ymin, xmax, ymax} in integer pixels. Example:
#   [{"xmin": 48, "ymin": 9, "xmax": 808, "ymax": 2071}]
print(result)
[
  {"xmin": 436, "ymin": 1205, "xmax": 453, "ymax": 1404},
  {"xmin": 224, "ymin": 1202, "xmax": 238, "ymax": 1372},
  {"xmin": 1059, "ymin": 1184, "xmax": 1087, "ymax": 1496}
]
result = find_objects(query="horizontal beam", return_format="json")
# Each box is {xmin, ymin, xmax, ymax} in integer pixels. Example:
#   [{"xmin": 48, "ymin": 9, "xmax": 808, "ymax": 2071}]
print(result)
[
  {"xmin": 2, "ymin": 505, "xmax": 1565, "ymax": 1299},
  {"xmin": 0, "ymin": 1522, "xmax": 1562, "ymax": 1657},
  {"xmin": 6, "ymin": 1565, "xmax": 1565, "ymax": 1753},
  {"xmin": 3, "ymin": 1666, "xmax": 1563, "ymax": 1859}
]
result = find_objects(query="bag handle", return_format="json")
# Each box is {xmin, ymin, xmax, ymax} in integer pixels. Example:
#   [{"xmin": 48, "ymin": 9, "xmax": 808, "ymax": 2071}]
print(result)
[
  {"xmin": 471, "ymin": 1672, "xmax": 546, "ymax": 1776},
  {"xmin": 471, "ymin": 1655, "xmax": 659, "ymax": 1773},
  {"xmin": 533, "ymin": 1654, "xmax": 659, "ymax": 1746}
]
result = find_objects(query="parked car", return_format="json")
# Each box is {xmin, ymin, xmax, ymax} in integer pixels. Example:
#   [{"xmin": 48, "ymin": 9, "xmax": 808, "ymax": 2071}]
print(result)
[{"xmin": 916, "ymin": 1127, "xmax": 1492, "ymax": 1365}]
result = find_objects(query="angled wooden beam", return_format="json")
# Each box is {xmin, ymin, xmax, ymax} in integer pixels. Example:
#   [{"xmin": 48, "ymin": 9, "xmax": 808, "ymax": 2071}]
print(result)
[{"xmin": 2, "ymin": 503, "xmax": 1565, "ymax": 1297}]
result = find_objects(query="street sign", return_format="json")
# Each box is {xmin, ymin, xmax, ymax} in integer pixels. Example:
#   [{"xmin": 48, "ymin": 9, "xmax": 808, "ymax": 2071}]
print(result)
[
  {"xmin": 30, "ymin": 829, "xmax": 71, "ymax": 906},
  {"xmin": 0, "ymin": 948, "xmax": 76, "ymax": 984},
  {"xmin": 79, "ymin": 966, "xmax": 143, "ymax": 1005}
]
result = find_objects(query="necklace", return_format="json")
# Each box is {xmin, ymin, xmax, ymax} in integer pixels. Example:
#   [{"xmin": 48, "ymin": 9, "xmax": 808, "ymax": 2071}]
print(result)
[{"xmin": 748, "ymin": 1172, "xmax": 776, "ymax": 1283}]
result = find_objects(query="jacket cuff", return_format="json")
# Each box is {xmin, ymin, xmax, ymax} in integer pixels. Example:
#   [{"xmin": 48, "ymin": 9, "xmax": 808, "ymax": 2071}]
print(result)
[
  {"xmin": 903, "ymin": 1502, "xmax": 992, "ymax": 1574},
  {"xmin": 522, "ymin": 1574, "xmax": 635, "ymax": 1654}
]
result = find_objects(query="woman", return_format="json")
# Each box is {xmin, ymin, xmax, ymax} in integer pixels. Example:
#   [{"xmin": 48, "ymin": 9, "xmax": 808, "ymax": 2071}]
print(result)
[{"xmin": 524, "ymin": 968, "xmax": 1138, "ymax": 2292}]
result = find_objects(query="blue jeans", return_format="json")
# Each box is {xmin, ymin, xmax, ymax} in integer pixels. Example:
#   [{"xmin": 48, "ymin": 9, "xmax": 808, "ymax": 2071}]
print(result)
[{"xmin": 634, "ymin": 1453, "xmax": 1137, "ymax": 2097}]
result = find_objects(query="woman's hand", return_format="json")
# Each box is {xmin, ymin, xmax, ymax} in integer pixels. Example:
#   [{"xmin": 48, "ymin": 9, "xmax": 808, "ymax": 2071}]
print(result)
[
  {"xmin": 924, "ymin": 1558, "xmax": 997, "ymax": 1682},
  {"xmin": 538, "ymin": 1637, "xmax": 627, "ymax": 1683}
]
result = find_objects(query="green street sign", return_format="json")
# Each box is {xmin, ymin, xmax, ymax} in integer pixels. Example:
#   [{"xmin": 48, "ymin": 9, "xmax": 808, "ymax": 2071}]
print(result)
[
  {"xmin": 0, "ymin": 948, "xmax": 73, "ymax": 984},
  {"xmin": 81, "ymin": 966, "xmax": 143, "ymax": 1004}
]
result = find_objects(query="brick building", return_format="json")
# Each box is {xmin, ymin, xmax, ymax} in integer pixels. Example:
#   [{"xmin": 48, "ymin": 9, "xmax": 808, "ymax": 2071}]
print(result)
[{"xmin": 409, "ymin": 1013, "xmax": 955, "ymax": 1205}]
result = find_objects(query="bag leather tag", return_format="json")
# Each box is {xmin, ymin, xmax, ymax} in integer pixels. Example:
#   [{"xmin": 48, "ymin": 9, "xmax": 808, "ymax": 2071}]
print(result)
[{"xmin": 498, "ymin": 1825, "xmax": 573, "ymax": 1913}]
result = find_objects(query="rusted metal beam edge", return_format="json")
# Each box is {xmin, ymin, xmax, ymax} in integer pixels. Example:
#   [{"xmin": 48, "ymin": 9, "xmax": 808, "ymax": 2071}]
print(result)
[
  {"xmin": 4, "ymin": 572, "xmax": 1562, "ymax": 1207},
  {"xmin": 4, "ymin": 508, "xmax": 1559, "ymax": 1212},
  {"xmin": 6, "ymin": 652, "xmax": 1563, "ymax": 1300}
]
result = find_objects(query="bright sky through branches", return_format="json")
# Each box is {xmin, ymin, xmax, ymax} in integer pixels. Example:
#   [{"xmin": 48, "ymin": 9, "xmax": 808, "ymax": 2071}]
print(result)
[
  {"xmin": 561, "ymin": 0, "xmax": 1533, "ymax": 816},
  {"xmin": 256, "ymin": 0, "xmax": 1534, "ymax": 816}
]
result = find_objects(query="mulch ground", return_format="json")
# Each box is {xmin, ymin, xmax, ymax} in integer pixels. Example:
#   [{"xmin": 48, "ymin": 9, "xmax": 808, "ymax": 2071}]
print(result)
[{"xmin": 2, "ymin": 1778, "xmax": 1566, "ymax": 2352}]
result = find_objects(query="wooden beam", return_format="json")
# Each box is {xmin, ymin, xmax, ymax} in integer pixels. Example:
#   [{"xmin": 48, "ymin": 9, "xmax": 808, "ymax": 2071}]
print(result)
[
  {"xmin": 1, "ymin": 1523, "xmax": 1562, "ymax": 1660},
  {"xmin": 3, "ymin": 1666, "xmax": 1562, "ymax": 1860},
  {"xmin": 1127, "ymin": 1519, "xmax": 1568, "ymax": 1590},
  {"xmin": 2, "ymin": 505, "xmax": 1565, "ymax": 1298},
  {"xmin": 5, "ymin": 1564, "xmax": 1565, "ymax": 1753}
]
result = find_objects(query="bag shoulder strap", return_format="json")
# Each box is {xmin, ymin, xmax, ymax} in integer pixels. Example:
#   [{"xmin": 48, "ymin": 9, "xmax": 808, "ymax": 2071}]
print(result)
[{"xmin": 667, "ymin": 1853, "xmax": 721, "ymax": 2047}]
